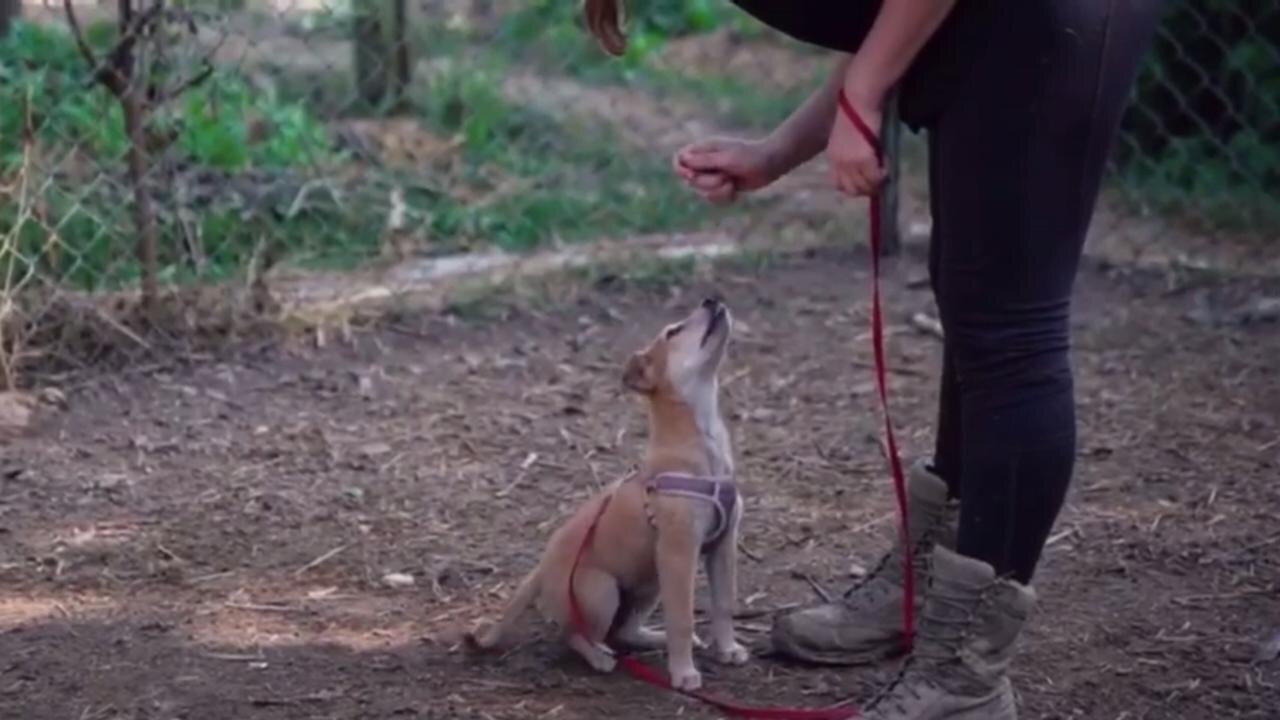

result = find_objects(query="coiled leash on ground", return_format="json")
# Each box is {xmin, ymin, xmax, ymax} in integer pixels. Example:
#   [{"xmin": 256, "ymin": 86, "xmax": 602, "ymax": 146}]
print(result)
[{"xmin": 566, "ymin": 90, "xmax": 914, "ymax": 719}]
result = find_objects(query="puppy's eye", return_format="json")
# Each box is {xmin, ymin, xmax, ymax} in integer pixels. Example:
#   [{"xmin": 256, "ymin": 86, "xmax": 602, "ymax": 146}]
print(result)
[{"xmin": 665, "ymin": 323, "xmax": 684, "ymax": 339}]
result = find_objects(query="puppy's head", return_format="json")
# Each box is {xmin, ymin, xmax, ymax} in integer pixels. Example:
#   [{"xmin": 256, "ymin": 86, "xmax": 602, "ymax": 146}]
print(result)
[{"xmin": 622, "ymin": 297, "xmax": 732, "ymax": 402}]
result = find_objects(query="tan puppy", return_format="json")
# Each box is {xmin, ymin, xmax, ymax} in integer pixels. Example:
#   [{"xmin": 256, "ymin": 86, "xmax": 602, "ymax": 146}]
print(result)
[{"xmin": 466, "ymin": 297, "xmax": 748, "ymax": 690}]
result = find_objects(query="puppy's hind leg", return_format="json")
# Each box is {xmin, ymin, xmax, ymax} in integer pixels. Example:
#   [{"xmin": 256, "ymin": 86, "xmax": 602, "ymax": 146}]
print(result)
[
  {"xmin": 612, "ymin": 590, "xmax": 665, "ymax": 650},
  {"xmin": 564, "ymin": 567, "xmax": 620, "ymax": 673}
]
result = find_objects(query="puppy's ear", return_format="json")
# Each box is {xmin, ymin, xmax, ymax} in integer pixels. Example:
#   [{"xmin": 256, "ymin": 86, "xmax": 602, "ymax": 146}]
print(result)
[{"xmin": 622, "ymin": 352, "xmax": 656, "ymax": 394}]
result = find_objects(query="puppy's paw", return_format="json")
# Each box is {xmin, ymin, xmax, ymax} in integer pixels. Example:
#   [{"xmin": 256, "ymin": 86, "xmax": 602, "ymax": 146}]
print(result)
[
  {"xmin": 570, "ymin": 635, "xmax": 618, "ymax": 674},
  {"xmin": 714, "ymin": 641, "xmax": 750, "ymax": 666},
  {"xmin": 461, "ymin": 624, "xmax": 495, "ymax": 654},
  {"xmin": 669, "ymin": 666, "xmax": 703, "ymax": 691},
  {"xmin": 586, "ymin": 649, "xmax": 618, "ymax": 674}
]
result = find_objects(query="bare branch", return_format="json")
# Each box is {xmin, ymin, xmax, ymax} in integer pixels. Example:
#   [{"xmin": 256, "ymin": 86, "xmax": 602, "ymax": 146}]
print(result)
[
  {"xmin": 157, "ymin": 62, "xmax": 214, "ymax": 105},
  {"xmin": 62, "ymin": 0, "xmax": 109, "ymax": 90}
]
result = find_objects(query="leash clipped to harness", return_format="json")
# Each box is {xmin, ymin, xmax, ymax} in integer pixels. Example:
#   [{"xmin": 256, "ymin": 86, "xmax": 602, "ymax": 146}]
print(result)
[{"xmin": 565, "ymin": 90, "xmax": 913, "ymax": 719}]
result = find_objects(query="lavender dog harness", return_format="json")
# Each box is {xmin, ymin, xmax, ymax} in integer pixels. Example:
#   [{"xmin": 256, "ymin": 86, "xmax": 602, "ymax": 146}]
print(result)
[{"xmin": 644, "ymin": 472, "xmax": 739, "ymax": 551}]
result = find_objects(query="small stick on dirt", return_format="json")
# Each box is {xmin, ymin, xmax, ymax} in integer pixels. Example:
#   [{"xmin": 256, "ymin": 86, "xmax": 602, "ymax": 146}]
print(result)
[
  {"xmin": 850, "ymin": 358, "xmax": 927, "ymax": 378},
  {"xmin": 1170, "ymin": 590, "xmax": 1267, "ymax": 607},
  {"xmin": 495, "ymin": 472, "xmax": 527, "ymax": 499},
  {"xmin": 188, "ymin": 570, "xmax": 235, "ymax": 584},
  {"xmin": 910, "ymin": 312, "xmax": 945, "ymax": 340},
  {"xmin": 737, "ymin": 540, "xmax": 763, "ymax": 563},
  {"xmin": 1045, "ymin": 528, "xmax": 1075, "ymax": 547},
  {"xmin": 496, "ymin": 452, "xmax": 539, "ymax": 498},
  {"xmin": 224, "ymin": 601, "xmax": 303, "ymax": 614},
  {"xmin": 800, "ymin": 573, "xmax": 833, "ymax": 604},
  {"xmin": 204, "ymin": 652, "xmax": 265, "ymax": 661},
  {"xmin": 847, "ymin": 512, "xmax": 894, "ymax": 537},
  {"xmin": 294, "ymin": 544, "xmax": 351, "ymax": 575},
  {"xmin": 155, "ymin": 542, "xmax": 186, "ymax": 563},
  {"xmin": 1238, "ymin": 533, "xmax": 1280, "ymax": 554}
]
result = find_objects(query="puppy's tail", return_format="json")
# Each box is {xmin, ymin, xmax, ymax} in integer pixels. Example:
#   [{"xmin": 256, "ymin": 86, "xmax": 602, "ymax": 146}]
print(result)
[{"xmin": 464, "ymin": 564, "xmax": 541, "ymax": 652}]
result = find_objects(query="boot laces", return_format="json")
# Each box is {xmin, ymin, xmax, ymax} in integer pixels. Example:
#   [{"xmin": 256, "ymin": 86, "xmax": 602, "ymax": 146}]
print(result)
[
  {"xmin": 865, "ymin": 584, "xmax": 983, "ymax": 714},
  {"xmin": 840, "ymin": 511, "xmax": 943, "ymax": 607}
]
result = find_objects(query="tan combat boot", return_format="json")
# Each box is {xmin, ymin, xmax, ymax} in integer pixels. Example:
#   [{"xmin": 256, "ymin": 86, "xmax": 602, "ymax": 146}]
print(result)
[
  {"xmin": 858, "ymin": 545, "xmax": 1036, "ymax": 720},
  {"xmin": 771, "ymin": 462, "xmax": 959, "ymax": 664}
]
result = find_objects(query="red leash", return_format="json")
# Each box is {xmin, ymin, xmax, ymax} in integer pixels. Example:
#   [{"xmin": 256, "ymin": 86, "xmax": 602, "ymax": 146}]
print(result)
[
  {"xmin": 836, "ymin": 89, "xmax": 916, "ymax": 650},
  {"xmin": 563, "ymin": 90, "xmax": 913, "ymax": 718}
]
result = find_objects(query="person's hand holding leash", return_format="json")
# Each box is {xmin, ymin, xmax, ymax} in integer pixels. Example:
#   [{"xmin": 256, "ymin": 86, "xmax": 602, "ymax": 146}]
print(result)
[
  {"xmin": 827, "ymin": 71, "xmax": 886, "ymax": 197},
  {"xmin": 673, "ymin": 138, "xmax": 783, "ymax": 205}
]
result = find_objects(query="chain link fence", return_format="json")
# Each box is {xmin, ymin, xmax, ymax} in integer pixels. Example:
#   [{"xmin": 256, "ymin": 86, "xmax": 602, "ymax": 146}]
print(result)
[{"xmin": 1, "ymin": 0, "xmax": 1277, "ymax": 387}]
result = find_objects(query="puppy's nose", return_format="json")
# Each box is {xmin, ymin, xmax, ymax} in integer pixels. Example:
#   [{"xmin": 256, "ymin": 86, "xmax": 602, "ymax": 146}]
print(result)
[{"xmin": 702, "ymin": 296, "xmax": 722, "ymax": 310}]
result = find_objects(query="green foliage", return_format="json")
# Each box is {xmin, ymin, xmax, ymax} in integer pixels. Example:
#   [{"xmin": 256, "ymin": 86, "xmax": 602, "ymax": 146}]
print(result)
[
  {"xmin": 0, "ymin": 20, "xmax": 339, "ymax": 289},
  {"xmin": 413, "ymin": 62, "xmax": 722, "ymax": 252},
  {"xmin": 0, "ymin": 20, "xmax": 334, "ymax": 170},
  {"xmin": 0, "ymin": 21, "xmax": 127, "ymax": 166}
]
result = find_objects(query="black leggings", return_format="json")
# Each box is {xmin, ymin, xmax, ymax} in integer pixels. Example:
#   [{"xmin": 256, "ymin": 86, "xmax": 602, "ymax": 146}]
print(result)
[{"xmin": 732, "ymin": 0, "xmax": 1164, "ymax": 583}]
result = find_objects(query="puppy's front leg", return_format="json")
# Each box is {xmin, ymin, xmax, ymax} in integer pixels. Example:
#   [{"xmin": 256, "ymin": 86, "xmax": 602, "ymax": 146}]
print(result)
[
  {"xmin": 706, "ymin": 508, "xmax": 749, "ymax": 665},
  {"xmin": 655, "ymin": 527, "xmax": 702, "ymax": 691}
]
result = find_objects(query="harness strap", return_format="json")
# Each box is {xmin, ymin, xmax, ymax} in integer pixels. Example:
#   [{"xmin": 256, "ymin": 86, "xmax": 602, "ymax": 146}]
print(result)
[{"xmin": 646, "ymin": 472, "xmax": 738, "ymax": 549}]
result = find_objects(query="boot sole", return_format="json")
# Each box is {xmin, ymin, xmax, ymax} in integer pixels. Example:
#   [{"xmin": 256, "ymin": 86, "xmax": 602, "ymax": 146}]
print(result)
[{"xmin": 768, "ymin": 629, "xmax": 905, "ymax": 667}]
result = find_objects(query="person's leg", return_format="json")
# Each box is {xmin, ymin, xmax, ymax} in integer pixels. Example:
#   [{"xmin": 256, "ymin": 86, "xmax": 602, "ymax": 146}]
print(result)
[
  {"xmin": 933, "ymin": 0, "xmax": 1163, "ymax": 586},
  {"xmin": 860, "ymin": 2, "xmax": 1165, "ymax": 718},
  {"xmin": 927, "ymin": 131, "xmax": 963, "ymax": 500}
]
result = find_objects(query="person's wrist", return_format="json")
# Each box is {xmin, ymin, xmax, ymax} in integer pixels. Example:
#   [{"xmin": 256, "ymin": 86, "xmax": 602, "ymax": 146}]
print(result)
[
  {"xmin": 841, "ymin": 62, "xmax": 888, "ymax": 116},
  {"xmin": 755, "ymin": 135, "xmax": 793, "ymax": 183}
]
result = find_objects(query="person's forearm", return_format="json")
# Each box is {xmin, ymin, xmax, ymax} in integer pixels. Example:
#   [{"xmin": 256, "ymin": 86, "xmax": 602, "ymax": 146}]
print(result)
[
  {"xmin": 762, "ymin": 55, "xmax": 853, "ymax": 177},
  {"xmin": 844, "ymin": 0, "xmax": 959, "ymax": 107}
]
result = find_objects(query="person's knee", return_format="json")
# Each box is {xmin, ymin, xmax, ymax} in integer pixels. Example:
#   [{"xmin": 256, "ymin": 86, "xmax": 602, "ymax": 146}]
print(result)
[{"xmin": 943, "ymin": 305, "xmax": 1072, "ymax": 403}]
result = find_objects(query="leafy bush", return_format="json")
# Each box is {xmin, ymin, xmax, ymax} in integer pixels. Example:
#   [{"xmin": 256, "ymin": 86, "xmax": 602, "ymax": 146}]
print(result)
[
  {"xmin": 0, "ymin": 21, "xmax": 333, "ymax": 171},
  {"xmin": 0, "ymin": 20, "xmax": 339, "ymax": 288}
]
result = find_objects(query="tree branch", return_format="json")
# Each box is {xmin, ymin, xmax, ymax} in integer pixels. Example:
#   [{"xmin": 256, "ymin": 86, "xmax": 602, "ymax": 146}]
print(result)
[
  {"xmin": 62, "ymin": 0, "xmax": 112, "ymax": 93},
  {"xmin": 157, "ymin": 61, "xmax": 214, "ymax": 104}
]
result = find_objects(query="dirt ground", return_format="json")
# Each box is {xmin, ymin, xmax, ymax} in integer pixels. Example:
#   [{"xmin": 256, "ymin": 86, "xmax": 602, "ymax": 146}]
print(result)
[{"xmin": 3, "ymin": 244, "xmax": 1278, "ymax": 720}]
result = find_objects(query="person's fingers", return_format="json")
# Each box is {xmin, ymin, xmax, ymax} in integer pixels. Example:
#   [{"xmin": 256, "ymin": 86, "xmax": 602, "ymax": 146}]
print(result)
[
  {"xmin": 679, "ymin": 148, "xmax": 735, "ymax": 174},
  {"xmin": 695, "ymin": 175, "xmax": 737, "ymax": 204},
  {"xmin": 852, "ymin": 161, "xmax": 877, "ymax": 196},
  {"xmin": 830, "ymin": 160, "xmax": 857, "ymax": 197},
  {"xmin": 832, "ymin": 154, "xmax": 886, "ymax": 197},
  {"xmin": 690, "ymin": 172, "xmax": 728, "ymax": 192},
  {"xmin": 701, "ymin": 183, "xmax": 738, "ymax": 205},
  {"xmin": 672, "ymin": 151, "xmax": 696, "ymax": 181}
]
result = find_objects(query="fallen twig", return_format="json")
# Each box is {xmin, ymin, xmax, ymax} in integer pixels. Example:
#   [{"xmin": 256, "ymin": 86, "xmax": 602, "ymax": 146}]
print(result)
[
  {"xmin": 294, "ymin": 544, "xmax": 351, "ymax": 575},
  {"xmin": 910, "ymin": 312, "xmax": 944, "ymax": 340},
  {"xmin": 799, "ymin": 573, "xmax": 833, "ymax": 604},
  {"xmin": 224, "ymin": 601, "xmax": 303, "ymax": 614}
]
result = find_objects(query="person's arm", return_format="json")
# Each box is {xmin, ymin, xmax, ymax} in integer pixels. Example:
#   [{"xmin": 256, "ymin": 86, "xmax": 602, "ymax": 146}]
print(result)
[
  {"xmin": 831, "ymin": 0, "xmax": 959, "ymax": 196},
  {"xmin": 843, "ymin": 0, "xmax": 959, "ymax": 110},
  {"xmin": 759, "ymin": 54, "xmax": 854, "ymax": 180},
  {"xmin": 764, "ymin": 0, "xmax": 960, "ymax": 187}
]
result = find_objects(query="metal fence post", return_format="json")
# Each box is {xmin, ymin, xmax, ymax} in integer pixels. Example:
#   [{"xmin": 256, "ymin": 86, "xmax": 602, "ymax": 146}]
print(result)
[{"xmin": 878, "ymin": 89, "xmax": 902, "ymax": 257}]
